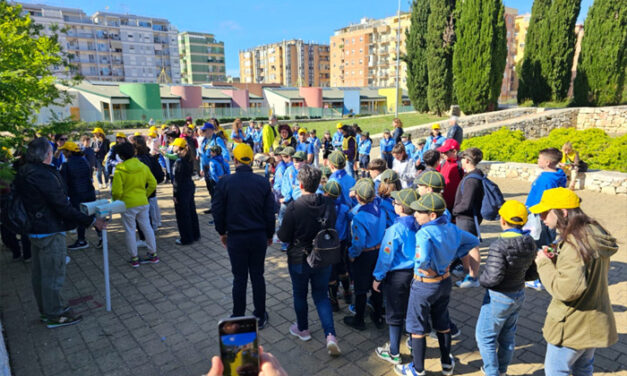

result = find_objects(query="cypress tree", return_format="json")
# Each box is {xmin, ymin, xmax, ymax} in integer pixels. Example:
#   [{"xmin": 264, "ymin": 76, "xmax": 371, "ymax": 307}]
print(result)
[
  {"xmin": 404, "ymin": 0, "xmax": 430, "ymax": 112},
  {"xmin": 574, "ymin": 0, "xmax": 627, "ymax": 106},
  {"xmin": 453, "ymin": 0, "xmax": 507, "ymax": 114},
  {"xmin": 517, "ymin": 0, "xmax": 551, "ymax": 104},
  {"xmin": 544, "ymin": 0, "xmax": 581, "ymax": 101},
  {"xmin": 426, "ymin": 0, "xmax": 456, "ymax": 115}
]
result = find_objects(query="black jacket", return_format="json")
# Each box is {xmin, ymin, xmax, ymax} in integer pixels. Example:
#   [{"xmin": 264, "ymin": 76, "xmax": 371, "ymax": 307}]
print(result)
[
  {"xmin": 60, "ymin": 155, "xmax": 96, "ymax": 205},
  {"xmin": 479, "ymin": 233, "xmax": 538, "ymax": 293},
  {"xmin": 212, "ymin": 164, "xmax": 275, "ymax": 239},
  {"xmin": 392, "ymin": 127, "xmax": 403, "ymax": 145},
  {"xmin": 172, "ymin": 156, "xmax": 194, "ymax": 198},
  {"xmin": 278, "ymin": 193, "xmax": 337, "ymax": 265},
  {"xmin": 92, "ymin": 138, "xmax": 110, "ymax": 161},
  {"xmin": 137, "ymin": 153, "xmax": 164, "ymax": 198},
  {"xmin": 17, "ymin": 162, "xmax": 93, "ymax": 234},
  {"xmin": 453, "ymin": 169, "xmax": 484, "ymax": 222}
]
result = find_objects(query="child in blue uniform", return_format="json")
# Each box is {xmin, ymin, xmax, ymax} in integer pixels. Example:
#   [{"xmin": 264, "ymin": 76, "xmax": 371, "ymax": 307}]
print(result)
[
  {"xmin": 377, "ymin": 169, "xmax": 401, "ymax": 228},
  {"xmin": 380, "ymin": 130, "xmax": 395, "ymax": 168},
  {"xmin": 373, "ymin": 188, "xmax": 419, "ymax": 365},
  {"xmin": 323, "ymin": 180, "xmax": 353, "ymax": 311},
  {"xmin": 208, "ymin": 145, "xmax": 230, "ymax": 196},
  {"xmin": 296, "ymin": 128, "xmax": 314, "ymax": 164},
  {"xmin": 332, "ymin": 123, "xmax": 344, "ymax": 150},
  {"xmin": 367, "ymin": 158, "xmax": 387, "ymax": 192},
  {"xmin": 401, "ymin": 134, "xmax": 416, "ymax": 161},
  {"xmin": 358, "ymin": 131, "xmax": 372, "ymax": 178},
  {"xmin": 343, "ymin": 179, "xmax": 386, "ymax": 331},
  {"xmin": 328, "ymin": 151, "xmax": 356, "ymax": 209},
  {"xmin": 395, "ymin": 193, "xmax": 479, "ymax": 376}
]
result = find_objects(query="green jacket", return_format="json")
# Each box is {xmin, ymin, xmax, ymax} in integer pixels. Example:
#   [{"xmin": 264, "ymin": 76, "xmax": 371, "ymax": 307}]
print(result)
[
  {"xmin": 537, "ymin": 223, "xmax": 618, "ymax": 350},
  {"xmin": 111, "ymin": 158, "xmax": 157, "ymax": 209}
]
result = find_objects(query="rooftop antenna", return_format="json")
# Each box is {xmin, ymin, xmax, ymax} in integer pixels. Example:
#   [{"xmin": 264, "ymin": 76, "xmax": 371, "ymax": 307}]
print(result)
[{"xmin": 157, "ymin": 67, "xmax": 172, "ymax": 84}]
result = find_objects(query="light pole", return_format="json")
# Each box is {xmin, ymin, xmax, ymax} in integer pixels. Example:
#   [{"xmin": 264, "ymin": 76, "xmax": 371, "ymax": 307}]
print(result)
[{"xmin": 395, "ymin": 0, "xmax": 401, "ymax": 118}]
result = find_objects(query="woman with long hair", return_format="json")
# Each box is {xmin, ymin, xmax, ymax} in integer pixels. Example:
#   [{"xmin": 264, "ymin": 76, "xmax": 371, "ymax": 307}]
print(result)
[
  {"xmin": 171, "ymin": 138, "xmax": 200, "ymax": 245},
  {"xmin": 529, "ymin": 188, "xmax": 617, "ymax": 376}
]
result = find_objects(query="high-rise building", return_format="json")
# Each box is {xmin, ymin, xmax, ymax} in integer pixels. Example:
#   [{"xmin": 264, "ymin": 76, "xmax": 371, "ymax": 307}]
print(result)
[
  {"xmin": 19, "ymin": 3, "xmax": 181, "ymax": 83},
  {"xmin": 178, "ymin": 32, "xmax": 226, "ymax": 84},
  {"xmin": 330, "ymin": 14, "xmax": 410, "ymax": 88},
  {"xmin": 239, "ymin": 40, "xmax": 330, "ymax": 87}
]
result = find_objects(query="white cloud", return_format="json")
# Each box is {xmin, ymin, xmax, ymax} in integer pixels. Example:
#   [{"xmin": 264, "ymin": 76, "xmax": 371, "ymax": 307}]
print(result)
[{"xmin": 219, "ymin": 20, "xmax": 242, "ymax": 32}]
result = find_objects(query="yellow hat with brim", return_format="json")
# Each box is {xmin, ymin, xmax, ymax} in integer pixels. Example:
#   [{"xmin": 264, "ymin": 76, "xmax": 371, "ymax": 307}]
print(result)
[
  {"xmin": 148, "ymin": 131, "xmax": 158, "ymax": 138},
  {"xmin": 149, "ymin": 126, "xmax": 157, "ymax": 132},
  {"xmin": 161, "ymin": 124, "xmax": 168, "ymax": 129},
  {"xmin": 59, "ymin": 141, "xmax": 80, "ymax": 153},
  {"xmin": 498, "ymin": 200, "xmax": 528, "ymax": 225},
  {"xmin": 529, "ymin": 187, "xmax": 581, "ymax": 214},
  {"xmin": 92, "ymin": 127, "xmax": 105, "ymax": 134},
  {"xmin": 233, "ymin": 143, "xmax": 254, "ymax": 164},
  {"xmin": 188, "ymin": 124, "xmax": 196, "ymax": 129},
  {"xmin": 298, "ymin": 128, "xmax": 308, "ymax": 135},
  {"xmin": 134, "ymin": 132, "xmax": 141, "ymax": 136},
  {"xmin": 115, "ymin": 132, "xmax": 127, "ymax": 138},
  {"xmin": 172, "ymin": 138, "xmax": 187, "ymax": 149},
  {"xmin": 336, "ymin": 122, "xmax": 343, "ymax": 129},
  {"xmin": 432, "ymin": 123, "xmax": 441, "ymax": 130},
  {"xmin": 410, "ymin": 192, "xmax": 446, "ymax": 213}
]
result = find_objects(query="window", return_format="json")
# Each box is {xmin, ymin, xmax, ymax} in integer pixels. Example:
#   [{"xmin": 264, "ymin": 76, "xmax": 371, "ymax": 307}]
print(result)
[{"xmin": 360, "ymin": 36, "xmax": 363, "ymax": 42}]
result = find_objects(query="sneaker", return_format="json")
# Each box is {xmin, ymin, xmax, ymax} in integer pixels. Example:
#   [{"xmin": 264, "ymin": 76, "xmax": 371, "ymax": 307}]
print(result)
[
  {"xmin": 96, "ymin": 238, "xmax": 103, "ymax": 249},
  {"xmin": 136, "ymin": 240, "xmax": 148, "ymax": 248},
  {"xmin": 257, "ymin": 312, "xmax": 269, "ymax": 330},
  {"xmin": 375, "ymin": 343, "xmax": 401, "ymax": 364},
  {"xmin": 65, "ymin": 256, "xmax": 71, "ymax": 264},
  {"xmin": 525, "ymin": 280, "xmax": 544, "ymax": 291},
  {"xmin": 394, "ymin": 363, "xmax": 426, "ymax": 376},
  {"xmin": 139, "ymin": 253, "xmax": 159, "ymax": 264},
  {"xmin": 280, "ymin": 243, "xmax": 288, "ymax": 252},
  {"xmin": 347, "ymin": 304, "xmax": 356, "ymax": 315},
  {"xmin": 342, "ymin": 316, "xmax": 365, "ymax": 331},
  {"xmin": 456, "ymin": 275, "xmax": 480, "ymax": 288},
  {"xmin": 406, "ymin": 336, "xmax": 412, "ymax": 351},
  {"xmin": 67, "ymin": 240, "xmax": 89, "ymax": 250},
  {"xmin": 40, "ymin": 306, "xmax": 71, "ymax": 323},
  {"xmin": 451, "ymin": 264, "xmax": 465, "ymax": 278},
  {"xmin": 272, "ymin": 234, "xmax": 280, "ymax": 244},
  {"xmin": 46, "ymin": 314, "xmax": 82, "ymax": 329},
  {"xmin": 129, "ymin": 257, "xmax": 140, "ymax": 268},
  {"xmin": 289, "ymin": 323, "xmax": 311, "ymax": 341},
  {"xmin": 429, "ymin": 327, "xmax": 461, "ymax": 339},
  {"xmin": 441, "ymin": 354, "xmax": 455, "ymax": 376},
  {"xmin": 175, "ymin": 238, "xmax": 190, "ymax": 246},
  {"xmin": 326, "ymin": 334, "xmax": 341, "ymax": 356},
  {"xmin": 480, "ymin": 367, "xmax": 506, "ymax": 376},
  {"xmin": 203, "ymin": 208, "xmax": 212, "ymax": 214}
]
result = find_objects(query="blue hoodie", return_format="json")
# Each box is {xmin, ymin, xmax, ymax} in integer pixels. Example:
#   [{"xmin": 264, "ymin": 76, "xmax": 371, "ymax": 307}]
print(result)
[
  {"xmin": 373, "ymin": 215, "xmax": 418, "ymax": 281},
  {"xmin": 525, "ymin": 169, "xmax": 568, "ymax": 208},
  {"xmin": 209, "ymin": 155, "xmax": 230, "ymax": 182}
]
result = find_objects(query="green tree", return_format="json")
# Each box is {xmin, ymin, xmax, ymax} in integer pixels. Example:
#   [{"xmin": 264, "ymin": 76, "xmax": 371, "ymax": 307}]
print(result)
[
  {"xmin": 404, "ymin": 0, "xmax": 430, "ymax": 112},
  {"xmin": 517, "ymin": 0, "xmax": 552, "ymax": 104},
  {"xmin": 574, "ymin": 0, "xmax": 627, "ymax": 106},
  {"xmin": 426, "ymin": 0, "xmax": 456, "ymax": 115},
  {"xmin": 453, "ymin": 0, "xmax": 506, "ymax": 114},
  {"xmin": 544, "ymin": 0, "xmax": 581, "ymax": 101}
]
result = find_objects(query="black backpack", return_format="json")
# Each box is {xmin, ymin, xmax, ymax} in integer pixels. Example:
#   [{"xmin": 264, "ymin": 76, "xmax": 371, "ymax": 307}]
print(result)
[
  {"xmin": 306, "ymin": 203, "xmax": 341, "ymax": 269},
  {"xmin": 3, "ymin": 180, "xmax": 31, "ymax": 234}
]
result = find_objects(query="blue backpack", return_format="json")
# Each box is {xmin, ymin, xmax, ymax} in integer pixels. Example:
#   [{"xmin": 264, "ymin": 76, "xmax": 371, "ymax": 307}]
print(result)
[{"xmin": 460, "ymin": 174, "xmax": 505, "ymax": 221}]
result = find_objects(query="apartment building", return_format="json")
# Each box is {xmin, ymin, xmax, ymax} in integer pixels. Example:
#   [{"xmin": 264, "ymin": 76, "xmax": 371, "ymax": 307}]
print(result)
[
  {"xmin": 239, "ymin": 40, "xmax": 330, "ymax": 87},
  {"xmin": 330, "ymin": 14, "xmax": 410, "ymax": 88},
  {"xmin": 514, "ymin": 14, "xmax": 531, "ymax": 65},
  {"xmin": 20, "ymin": 3, "xmax": 181, "ymax": 83},
  {"xmin": 178, "ymin": 32, "xmax": 226, "ymax": 84}
]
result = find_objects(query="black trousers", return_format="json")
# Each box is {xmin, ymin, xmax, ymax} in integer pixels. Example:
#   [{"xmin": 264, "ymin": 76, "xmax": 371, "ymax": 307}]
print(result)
[
  {"xmin": 227, "ymin": 231, "xmax": 268, "ymax": 318},
  {"xmin": 1, "ymin": 224, "xmax": 31, "ymax": 259},
  {"xmin": 175, "ymin": 190, "xmax": 200, "ymax": 244}
]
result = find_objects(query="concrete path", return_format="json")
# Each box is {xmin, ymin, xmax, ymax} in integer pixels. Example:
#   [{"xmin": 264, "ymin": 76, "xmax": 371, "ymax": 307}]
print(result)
[{"xmin": 1, "ymin": 177, "xmax": 625, "ymax": 376}]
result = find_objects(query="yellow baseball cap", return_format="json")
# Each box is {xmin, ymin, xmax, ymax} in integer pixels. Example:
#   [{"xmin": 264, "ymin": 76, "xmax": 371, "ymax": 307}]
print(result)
[
  {"xmin": 148, "ymin": 131, "xmax": 158, "ymax": 138},
  {"xmin": 498, "ymin": 200, "xmax": 528, "ymax": 225},
  {"xmin": 188, "ymin": 124, "xmax": 195, "ymax": 129},
  {"xmin": 233, "ymin": 143, "xmax": 254, "ymax": 164},
  {"xmin": 529, "ymin": 188, "xmax": 581, "ymax": 214},
  {"xmin": 336, "ymin": 122, "xmax": 343, "ymax": 129},
  {"xmin": 115, "ymin": 132, "xmax": 126, "ymax": 138},
  {"xmin": 149, "ymin": 126, "xmax": 157, "ymax": 132},
  {"xmin": 92, "ymin": 127, "xmax": 105, "ymax": 134},
  {"xmin": 298, "ymin": 128, "xmax": 308, "ymax": 135},
  {"xmin": 59, "ymin": 141, "xmax": 80, "ymax": 152},
  {"xmin": 133, "ymin": 132, "xmax": 141, "ymax": 136},
  {"xmin": 161, "ymin": 124, "xmax": 168, "ymax": 129},
  {"xmin": 432, "ymin": 123, "xmax": 441, "ymax": 130},
  {"xmin": 172, "ymin": 138, "xmax": 187, "ymax": 149}
]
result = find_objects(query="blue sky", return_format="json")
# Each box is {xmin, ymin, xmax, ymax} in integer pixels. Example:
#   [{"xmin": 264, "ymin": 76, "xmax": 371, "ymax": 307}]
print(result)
[{"xmin": 21, "ymin": 0, "xmax": 593, "ymax": 77}]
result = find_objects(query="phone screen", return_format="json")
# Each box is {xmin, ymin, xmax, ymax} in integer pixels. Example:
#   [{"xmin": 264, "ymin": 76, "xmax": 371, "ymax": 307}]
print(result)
[{"xmin": 219, "ymin": 316, "xmax": 260, "ymax": 376}]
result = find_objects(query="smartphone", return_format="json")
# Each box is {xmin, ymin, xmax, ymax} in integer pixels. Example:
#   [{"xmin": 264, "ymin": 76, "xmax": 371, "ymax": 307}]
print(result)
[{"xmin": 218, "ymin": 316, "xmax": 260, "ymax": 376}]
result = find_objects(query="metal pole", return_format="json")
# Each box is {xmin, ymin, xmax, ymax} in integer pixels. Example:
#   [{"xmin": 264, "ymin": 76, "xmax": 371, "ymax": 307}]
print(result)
[
  {"xmin": 395, "ymin": 0, "xmax": 401, "ymax": 118},
  {"xmin": 102, "ymin": 218, "xmax": 111, "ymax": 312}
]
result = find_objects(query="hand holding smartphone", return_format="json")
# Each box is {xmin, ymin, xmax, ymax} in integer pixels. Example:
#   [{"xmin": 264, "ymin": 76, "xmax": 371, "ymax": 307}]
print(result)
[{"xmin": 218, "ymin": 316, "xmax": 260, "ymax": 376}]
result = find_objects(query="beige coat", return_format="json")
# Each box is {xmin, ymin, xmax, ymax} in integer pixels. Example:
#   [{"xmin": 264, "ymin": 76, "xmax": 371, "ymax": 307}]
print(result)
[{"xmin": 537, "ymin": 223, "xmax": 618, "ymax": 349}]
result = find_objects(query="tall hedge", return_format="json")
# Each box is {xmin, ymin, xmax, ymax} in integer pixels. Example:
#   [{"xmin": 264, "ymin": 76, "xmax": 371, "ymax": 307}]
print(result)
[
  {"xmin": 405, "ymin": 0, "xmax": 430, "ymax": 112},
  {"xmin": 453, "ymin": 0, "xmax": 506, "ymax": 114},
  {"xmin": 574, "ymin": 0, "xmax": 627, "ymax": 106},
  {"xmin": 426, "ymin": 0, "xmax": 456, "ymax": 115}
]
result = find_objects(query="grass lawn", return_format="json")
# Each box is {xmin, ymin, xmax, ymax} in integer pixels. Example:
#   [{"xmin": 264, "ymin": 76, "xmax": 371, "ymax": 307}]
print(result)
[{"xmin": 295, "ymin": 112, "xmax": 446, "ymax": 136}]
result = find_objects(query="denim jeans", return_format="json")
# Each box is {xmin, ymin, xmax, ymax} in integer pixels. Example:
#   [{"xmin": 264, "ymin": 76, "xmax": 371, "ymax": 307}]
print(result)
[
  {"xmin": 475, "ymin": 289, "xmax": 525, "ymax": 376},
  {"xmin": 288, "ymin": 262, "xmax": 336, "ymax": 336},
  {"xmin": 545, "ymin": 344, "xmax": 595, "ymax": 376},
  {"xmin": 30, "ymin": 233, "xmax": 67, "ymax": 319},
  {"xmin": 227, "ymin": 231, "xmax": 267, "ymax": 319},
  {"xmin": 95, "ymin": 159, "xmax": 108, "ymax": 185}
]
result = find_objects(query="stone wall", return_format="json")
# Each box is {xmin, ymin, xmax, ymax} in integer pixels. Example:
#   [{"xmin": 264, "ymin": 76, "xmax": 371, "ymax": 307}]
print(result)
[
  {"xmin": 464, "ymin": 108, "xmax": 579, "ymax": 139},
  {"xmin": 575, "ymin": 106, "xmax": 627, "ymax": 135},
  {"xmin": 477, "ymin": 161, "xmax": 627, "ymax": 195}
]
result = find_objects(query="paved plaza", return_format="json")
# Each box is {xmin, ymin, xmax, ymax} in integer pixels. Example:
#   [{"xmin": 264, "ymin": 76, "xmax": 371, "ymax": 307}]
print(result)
[{"xmin": 1, "ymin": 177, "xmax": 625, "ymax": 376}]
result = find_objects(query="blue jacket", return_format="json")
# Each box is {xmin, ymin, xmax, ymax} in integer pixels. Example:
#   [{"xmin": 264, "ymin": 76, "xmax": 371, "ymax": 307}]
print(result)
[
  {"xmin": 273, "ymin": 161, "xmax": 288, "ymax": 191},
  {"xmin": 525, "ymin": 169, "xmax": 568, "ymax": 208},
  {"xmin": 332, "ymin": 130, "xmax": 344, "ymax": 149},
  {"xmin": 212, "ymin": 164, "xmax": 275, "ymax": 238},
  {"xmin": 329, "ymin": 169, "xmax": 355, "ymax": 208},
  {"xmin": 209, "ymin": 135, "xmax": 230, "ymax": 162},
  {"xmin": 424, "ymin": 134, "xmax": 445, "ymax": 151},
  {"xmin": 359, "ymin": 139, "xmax": 372, "ymax": 156},
  {"xmin": 334, "ymin": 199, "xmax": 351, "ymax": 241},
  {"xmin": 348, "ymin": 201, "xmax": 386, "ymax": 259},
  {"xmin": 200, "ymin": 137, "xmax": 212, "ymax": 168},
  {"xmin": 60, "ymin": 155, "xmax": 96, "ymax": 205},
  {"xmin": 209, "ymin": 155, "xmax": 230, "ymax": 183},
  {"xmin": 412, "ymin": 147, "xmax": 425, "ymax": 163},
  {"xmin": 281, "ymin": 164, "xmax": 301, "ymax": 203},
  {"xmin": 403, "ymin": 141, "xmax": 416, "ymax": 159},
  {"xmin": 414, "ymin": 216, "xmax": 479, "ymax": 277},
  {"xmin": 373, "ymin": 215, "xmax": 418, "ymax": 281},
  {"xmin": 296, "ymin": 140, "xmax": 314, "ymax": 156},
  {"xmin": 378, "ymin": 196, "xmax": 398, "ymax": 228},
  {"xmin": 252, "ymin": 129, "xmax": 262, "ymax": 143},
  {"xmin": 380, "ymin": 137, "xmax": 395, "ymax": 155}
]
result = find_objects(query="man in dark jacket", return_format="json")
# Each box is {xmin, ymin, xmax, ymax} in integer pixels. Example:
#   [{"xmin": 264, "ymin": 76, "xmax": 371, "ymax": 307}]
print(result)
[
  {"xmin": 212, "ymin": 143, "xmax": 275, "ymax": 329},
  {"xmin": 446, "ymin": 116, "xmax": 463, "ymax": 146},
  {"xmin": 17, "ymin": 137, "xmax": 105, "ymax": 328}
]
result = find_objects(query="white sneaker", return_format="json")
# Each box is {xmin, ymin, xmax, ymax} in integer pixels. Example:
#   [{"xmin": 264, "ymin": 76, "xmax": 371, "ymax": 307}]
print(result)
[
  {"xmin": 65, "ymin": 256, "xmax": 71, "ymax": 264},
  {"xmin": 136, "ymin": 240, "xmax": 148, "ymax": 248},
  {"xmin": 326, "ymin": 334, "xmax": 341, "ymax": 356},
  {"xmin": 456, "ymin": 275, "xmax": 480, "ymax": 288},
  {"xmin": 442, "ymin": 354, "xmax": 455, "ymax": 376}
]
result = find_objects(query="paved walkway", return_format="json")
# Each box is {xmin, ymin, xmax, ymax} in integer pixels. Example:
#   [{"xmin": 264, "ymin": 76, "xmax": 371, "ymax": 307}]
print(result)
[{"xmin": 1, "ymin": 177, "xmax": 625, "ymax": 376}]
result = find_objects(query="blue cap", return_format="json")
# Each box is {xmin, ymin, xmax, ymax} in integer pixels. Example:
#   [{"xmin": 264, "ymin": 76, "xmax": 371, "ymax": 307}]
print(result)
[{"xmin": 201, "ymin": 122, "xmax": 215, "ymax": 131}]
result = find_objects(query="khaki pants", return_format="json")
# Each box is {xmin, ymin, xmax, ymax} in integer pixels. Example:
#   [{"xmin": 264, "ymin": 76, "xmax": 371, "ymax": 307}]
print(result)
[
  {"xmin": 31, "ymin": 233, "xmax": 67, "ymax": 319},
  {"xmin": 121, "ymin": 205, "xmax": 156, "ymax": 257}
]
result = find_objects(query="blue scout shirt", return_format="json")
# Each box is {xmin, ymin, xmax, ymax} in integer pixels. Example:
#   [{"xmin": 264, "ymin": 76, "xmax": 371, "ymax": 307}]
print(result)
[
  {"xmin": 296, "ymin": 140, "xmax": 314, "ymax": 157},
  {"xmin": 252, "ymin": 129, "xmax": 263, "ymax": 143},
  {"xmin": 209, "ymin": 155, "xmax": 230, "ymax": 183},
  {"xmin": 281, "ymin": 164, "xmax": 301, "ymax": 203},
  {"xmin": 209, "ymin": 134, "xmax": 230, "ymax": 161},
  {"xmin": 200, "ymin": 137, "xmax": 212, "ymax": 168},
  {"xmin": 273, "ymin": 161, "xmax": 288, "ymax": 191},
  {"xmin": 348, "ymin": 201, "xmax": 386, "ymax": 259},
  {"xmin": 414, "ymin": 215, "xmax": 479, "ymax": 277},
  {"xmin": 329, "ymin": 169, "xmax": 355, "ymax": 208},
  {"xmin": 334, "ymin": 199, "xmax": 351, "ymax": 241},
  {"xmin": 403, "ymin": 141, "xmax": 416, "ymax": 159},
  {"xmin": 380, "ymin": 137, "xmax": 395, "ymax": 156},
  {"xmin": 378, "ymin": 196, "xmax": 398, "ymax": 228},
  {"xmin": 525, "ymin": 169, "xmax": 568, "ymax": 208},
  {"xmin": 332, "ymin": 130, "xmax": 344, "ymax": 150},
  {"xmin": 412, "ymin": 147, "xmax": 425, "ymax": 163},
  {"xmin": 359, "ymin": 138, "xmax": 372, "ymax": 156},
  {"xmin": 373, "ymin": 215, "xmax": 418, "ymax": 281},
  {"xmin": 424, "ymin": 134, "xmax": 445, "ymax": 151}
]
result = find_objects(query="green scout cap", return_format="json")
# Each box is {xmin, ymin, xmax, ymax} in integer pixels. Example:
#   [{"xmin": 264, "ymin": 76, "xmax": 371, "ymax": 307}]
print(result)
[
  {"xmin": 363, "ymin": 131, "xmax": 370, "ymax": 137},
  {"xmin": 380, "ymin": 169, "xmax": 399, "ymax": 184},
  {"xmin": 352, "ymin": 178, "xmax": 375, "ymax": 201},
  {"xmin": 275, "ymin": 145, "xmax": 285, "ymax": 153},
  {"xmin": 383, "ymin": 129, "xmax": 391, "ymax": 134},
  {"xmin": 328, "ymin": 150, "xmax": 346, "ymax": 167},
  {"xmin": 280, "ymin": 146, "xmax": 295, "ymax": 156},
  {"xmin": 415, "ymin": 170, "xmax": 445, "ymax": 189},
  {"xmin": 323, "ymin": 180, "xmax": 342, "ymax": 198},
  {"xmin": 320, "ymin": 166, "xmax": 332, "ymax": 177},
  {"xmin": 401, "ymin": 133, "xmax": 410, "ymax": 138},
  {"xmin": 391, "ymin": 188, "xmax": 419, "ymax": 209},
  {"xmin": 209, "ymin": 145, "xmax": 221, "ymax": 154},
  {"xmin": 410, "ymin": 192, "xmax": 446, "ymax": 213},
  {"xmin": 293, "ymin": 151, "xmax": 306, "ymax": 161},
  {"xmin": 417, "ymin": 138, "xmax": 426, "ymax": 145}
]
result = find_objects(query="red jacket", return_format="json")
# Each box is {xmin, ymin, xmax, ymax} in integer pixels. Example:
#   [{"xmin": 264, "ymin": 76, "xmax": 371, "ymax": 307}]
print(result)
[{"xmin": 438, "ymin": 158, "xmax": 462, "ymax": 211}]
